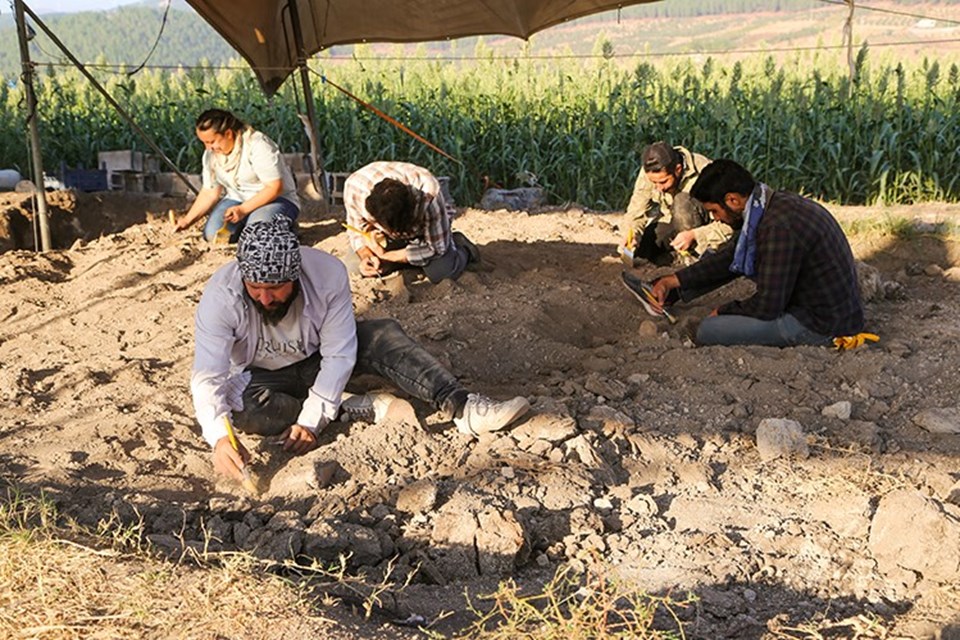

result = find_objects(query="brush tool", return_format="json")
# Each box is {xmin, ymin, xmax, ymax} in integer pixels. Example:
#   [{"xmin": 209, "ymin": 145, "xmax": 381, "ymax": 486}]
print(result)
[
  {"xmin": 223, "ymin": 415, "xmax": 258, "ymax": 495},
  {"xmin": 214, "ymin": 220, "xmax": 231, "ymax": 245}
]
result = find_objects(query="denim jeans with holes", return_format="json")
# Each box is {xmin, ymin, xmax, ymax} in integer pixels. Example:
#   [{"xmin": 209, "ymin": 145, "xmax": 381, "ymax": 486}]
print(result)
[{"xmin": 231, "ymin": 318, "xmax": 468, "ymax": 436}]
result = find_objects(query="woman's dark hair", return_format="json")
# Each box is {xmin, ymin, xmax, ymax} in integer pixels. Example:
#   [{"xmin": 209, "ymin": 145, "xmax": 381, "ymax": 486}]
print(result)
[
  {"xmin": 195, "ymin": 109, "xmax": 245, "ymax": 135},
  {"xmin": 690, "ymin": 159, "xmax": 756, "ymax": 205},
  {"xmin": 365, "ymin": 178, "xmax": 420, "ymax": 235}
]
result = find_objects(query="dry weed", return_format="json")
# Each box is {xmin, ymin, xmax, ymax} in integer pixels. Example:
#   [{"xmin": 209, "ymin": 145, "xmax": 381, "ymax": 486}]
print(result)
[
  {"xmin": 0, "ymin": 487, "xmax": 332, "ymax": 639},
  {"xmin": 459, "ymin": 559, "xmax": 693, "ymax": 639}
]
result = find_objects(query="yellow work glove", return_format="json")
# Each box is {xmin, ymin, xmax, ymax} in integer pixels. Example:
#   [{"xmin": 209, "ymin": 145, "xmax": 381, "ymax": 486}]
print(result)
[{"xmin": 833, "ymin": 333, "xmax": 880, "ymax": 351}]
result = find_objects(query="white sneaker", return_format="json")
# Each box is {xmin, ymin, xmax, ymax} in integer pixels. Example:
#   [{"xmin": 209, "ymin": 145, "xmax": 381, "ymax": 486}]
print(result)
[
  {"xmin": 454, "ymin": 394, "xmax": 530, "ymax": 436},
  {"xmin": 339, "ymin": 392, "xmax": 395, "ymax": 424}
]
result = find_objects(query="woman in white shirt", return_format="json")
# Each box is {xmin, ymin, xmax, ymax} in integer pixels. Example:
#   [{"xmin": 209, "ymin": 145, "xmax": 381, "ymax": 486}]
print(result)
[{"xmin": 175, "ymin": 109, "xmax": 300, "ymax": 243}]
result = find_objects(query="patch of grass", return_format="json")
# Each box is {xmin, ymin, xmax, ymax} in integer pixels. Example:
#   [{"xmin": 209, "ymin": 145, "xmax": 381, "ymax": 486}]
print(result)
[
  {"xmin": 460, "ymin": 561, "xmax": 694, "ymax": 639},
  {"xmin": 841, "ymin": 215, "xmax": 960, "ymax": 239},
  {"xmin": 0, "ymin": 486, "xmax": 336, "ymax": 638}
]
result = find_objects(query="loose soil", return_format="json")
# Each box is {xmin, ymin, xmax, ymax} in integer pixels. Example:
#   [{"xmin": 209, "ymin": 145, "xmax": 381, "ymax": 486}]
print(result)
[{"xmin": 1, "ymin": 190, "xmax": 959, "ymax": 639}]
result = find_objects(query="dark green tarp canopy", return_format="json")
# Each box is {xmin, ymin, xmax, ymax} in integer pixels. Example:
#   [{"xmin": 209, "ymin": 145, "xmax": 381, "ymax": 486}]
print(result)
[{"xmin": 186, "ymin": 0, "xmax": 661, "ymax": 95}]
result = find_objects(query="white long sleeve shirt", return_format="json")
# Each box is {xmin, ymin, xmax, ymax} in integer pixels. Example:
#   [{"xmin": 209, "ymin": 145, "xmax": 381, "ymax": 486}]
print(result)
[{"xmin": 191, "ymin": 247, "xmax": 357, "ymax": 447}]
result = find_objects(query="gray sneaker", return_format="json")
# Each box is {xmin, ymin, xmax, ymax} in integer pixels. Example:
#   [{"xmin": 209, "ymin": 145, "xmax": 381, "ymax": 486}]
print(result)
[
  {"xmin": 453, "ymin": 394, "xmax": 530, "ymax": 436},
  {"xmin": 339, "ymin": 392, "xmax": 396, "ymax": 424}
]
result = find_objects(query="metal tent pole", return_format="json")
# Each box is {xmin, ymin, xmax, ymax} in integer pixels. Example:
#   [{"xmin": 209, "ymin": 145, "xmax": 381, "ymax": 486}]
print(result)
[
  {"xmin": 287, "ymin": 0, "xmax": 330, "ymax": 213},
  {"xmin": 14, "ymin": 0, "xmax": 52, "ymax": 252}
]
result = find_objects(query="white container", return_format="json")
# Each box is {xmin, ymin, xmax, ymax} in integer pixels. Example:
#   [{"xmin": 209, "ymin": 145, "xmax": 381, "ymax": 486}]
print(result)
[{"xmin": 0, "ymin": 169, "xmax": 22, "ymax": 191}]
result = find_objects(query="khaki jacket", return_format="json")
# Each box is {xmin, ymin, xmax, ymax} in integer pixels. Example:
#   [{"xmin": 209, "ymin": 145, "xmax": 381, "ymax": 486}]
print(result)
[{"xmin": 624, "ymin": 146, "xmax": 732, "ymax": 252}]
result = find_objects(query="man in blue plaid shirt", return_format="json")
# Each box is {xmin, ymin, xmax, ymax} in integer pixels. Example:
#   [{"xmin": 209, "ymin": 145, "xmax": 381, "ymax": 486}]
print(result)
[{"xmin": 630, "ymin": 159, "xmax": 864, "ymax": 347}]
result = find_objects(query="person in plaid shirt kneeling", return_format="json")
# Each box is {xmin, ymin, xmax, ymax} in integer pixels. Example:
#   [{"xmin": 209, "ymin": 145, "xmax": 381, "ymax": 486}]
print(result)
[{"xmin": 342, "ymin": 161, "xmax": 479, "ymax": 283}]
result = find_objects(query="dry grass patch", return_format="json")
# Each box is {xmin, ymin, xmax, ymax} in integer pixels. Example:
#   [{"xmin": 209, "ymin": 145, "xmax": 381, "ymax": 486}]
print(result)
[
  {"xmin": 0, "ymin": 488, "xmax": 332, "ymax": 639},
  {"xmin": 460, "ymin": 562, "xmax": 693, "ymax": 640}
]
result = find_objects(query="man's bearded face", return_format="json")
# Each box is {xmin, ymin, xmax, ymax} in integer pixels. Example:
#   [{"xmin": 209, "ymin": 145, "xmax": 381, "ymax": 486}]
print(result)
[{"xmin": 244, "ymin": 280, "xmax": 300, "ymax": 325}]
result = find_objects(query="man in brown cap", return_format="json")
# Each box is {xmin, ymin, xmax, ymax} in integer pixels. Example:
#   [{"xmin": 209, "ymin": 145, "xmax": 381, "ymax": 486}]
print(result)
[{"xmin": 620, "ymin": 141, "xmax": 732, "ymax": 267}]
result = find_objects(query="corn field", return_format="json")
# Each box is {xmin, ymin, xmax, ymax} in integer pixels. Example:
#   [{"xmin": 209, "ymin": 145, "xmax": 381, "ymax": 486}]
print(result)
[{"xmin": 1, "ymin": 44, "xmax": 959, "ymax": 209}]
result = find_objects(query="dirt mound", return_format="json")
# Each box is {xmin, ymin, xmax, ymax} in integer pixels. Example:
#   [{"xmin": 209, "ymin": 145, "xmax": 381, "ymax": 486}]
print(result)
[{"xmin": 2, "ymin": 192, "xmax": 960, "ymax": 638}]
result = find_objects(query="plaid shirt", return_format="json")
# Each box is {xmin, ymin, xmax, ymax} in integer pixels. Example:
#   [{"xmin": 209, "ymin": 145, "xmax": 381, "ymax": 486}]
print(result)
[
  {"xmin": 343, "ymin": 161, "xmax": 453, "ymax": 266},
  {"xmin": 677, "ymin": 190, "xmax": 864, "ymax": 337}
]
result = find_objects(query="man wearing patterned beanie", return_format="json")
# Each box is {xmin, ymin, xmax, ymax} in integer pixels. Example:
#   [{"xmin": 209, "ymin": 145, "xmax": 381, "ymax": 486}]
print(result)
[{"xmin": 190, "ymin": 218, "xmax": 529, "ymax": 483}]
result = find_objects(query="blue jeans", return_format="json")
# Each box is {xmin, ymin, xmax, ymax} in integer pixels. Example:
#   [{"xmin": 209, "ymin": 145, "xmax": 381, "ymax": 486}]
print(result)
[
  {"xmin": 202, "ymin": 197, "xmax": 299, "ymax": 244},
  {"xmin": 696, "ymin": 312, "xmax": 832, "ymax": 347},
  {"xmin": 231, "ymin": 318, "xmax": 468, "ymax": 436}
]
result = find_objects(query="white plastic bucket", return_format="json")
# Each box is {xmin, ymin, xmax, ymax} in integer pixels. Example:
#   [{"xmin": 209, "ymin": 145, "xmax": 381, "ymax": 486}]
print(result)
[{"xmin": 0, "ymin": 169, "xmax": 23, "ymax": 191}]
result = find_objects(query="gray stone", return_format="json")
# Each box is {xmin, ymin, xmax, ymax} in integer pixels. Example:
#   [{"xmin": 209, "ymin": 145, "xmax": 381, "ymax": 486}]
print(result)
[
  {"xmin": 430, "ymin": 490, "xmax": 528, "ymax": 580},
  {"xmin": 518, "ymin": 439, "xmax": 553, "ymax": 457},
  {"xmin": 593, "ymin": 497, "xmax": 614, "ymax": 512},
  {"xmin": 848, "ymin": 420, "xmax": 884, "ymax": 454},
  {"xmin": 246, "ymin": 528, "xmax": 303, "ymax": 562},
  {"xmin": 638, "ymin": 320, "xmax": 659, "ymax": 338},
  {"xmin": 855, "ymin": 260, "xmax": 905, "ymax": 302},
  {"xmin": 479, "ymin": 187, "xmax": 545, "ymax": 211},
  {"xmin": 146, "ymin": 534, "xmax": 205, "ymax": 556},
  {"xmin": 582, "ymin": 404, "xmax": 634, "ymax": 435},
  {"xmin": 310, "ymin": 460, "xmax": 340, "ymax": 489},
  {"xmin": 806, "ymin": 491, "xmax": 871, "ymax": 538},
  {"xmin": 755, "ymin": 418, "xmax": 809, "ymax": 462},
  {"xmin": 822, "ymin": 401, "xmax": 852, "ymax": 420},
  {"xmin": 395, "ymin": 479, "xmax": 438, "ymax": 514},
  {"xmin": 476, "ymin": 509, "xmax": 527, "ymax": 575},
  {"xmin": 884, "ymin": 340, "xmax": 912, "ymax": 358},
  {"xmin": 869, "ymin": 489, "xmax": 960, "ymax": 584},
  {"xmin": 856, "ymin": 261, "xmax": 885, "ymax": 303},
  {"xmin": 583, "ymin": 373, "xmax": 628, "ymax": 401},
  {"xmin": 625, "ymin": 493, "xmax": 658, "ymax": 516},
  {"xmin": 512, "ymin": 414, "xmax": 578, "ymax": 443},
  {"xmin": 302, "ymin": 519, "xmax": 384, "ymax": 566},
  {"xmin": 233, "ymin": 522, "xmax": 251, "ymax": 546},
  {"xmin": 912, "ymin": 408, "xmax": 960, "ymax": 434},
  {"xmin": 204, "ymin": 515, "xmax": 233, "ymax": 545},
  {"xmin": 564, "ymin": 434, "xmax": 604, "ymax": 467},
  {"xmin": 941, "ymin": 623, "xmax": 960, "ymax": 640},
  {"xmin": 948, "ymin": 481, "xmax": 960, "ymax": 507},
  {"xmin": 267, "ymin": 510, "xmax": 303, "ymax": 530}
]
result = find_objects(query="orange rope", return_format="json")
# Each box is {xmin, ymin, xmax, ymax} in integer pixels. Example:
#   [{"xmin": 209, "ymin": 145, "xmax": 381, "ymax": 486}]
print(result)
[{"xmin": 318, "ymin": 72, "xmax": 462, "ymax": 165}]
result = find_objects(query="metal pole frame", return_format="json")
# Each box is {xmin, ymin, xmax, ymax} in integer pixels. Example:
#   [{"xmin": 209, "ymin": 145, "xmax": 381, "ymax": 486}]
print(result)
[
  {"xmin": 286, "ymin": 0, "xmax": 330, "ymax": 212},
  {"xmin": 14, "ymin": 0, "xmax": 52, "ymax": 252}
]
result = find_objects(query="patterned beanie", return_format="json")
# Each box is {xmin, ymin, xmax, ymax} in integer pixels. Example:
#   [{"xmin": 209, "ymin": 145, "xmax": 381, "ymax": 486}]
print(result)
[{"xmin": 236, "ymin": 219, "xmax": 301, "ymax": 283}]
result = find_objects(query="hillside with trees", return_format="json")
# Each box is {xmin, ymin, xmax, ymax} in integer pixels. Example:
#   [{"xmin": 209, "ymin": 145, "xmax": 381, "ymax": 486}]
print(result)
[
  {"xmin": 1, "ymin": 0, "xmax": 952, "ymax": 79},
  {"xmin": 0, "ymin": 4, "xmax": 235, "ymax": 78}
]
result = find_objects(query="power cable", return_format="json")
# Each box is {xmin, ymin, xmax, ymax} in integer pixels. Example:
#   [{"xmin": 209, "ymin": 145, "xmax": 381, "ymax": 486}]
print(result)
[
  {"xmin": 127, "ymin": 0, "xmax": 172, "ymax": 76},
  {"xmin": 815, "ymin": 0, "xmax": 960, "ymax": 27},
  {"xmin": 25, "ymin": 35, "xmax": 960, "ymax": 72}
]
